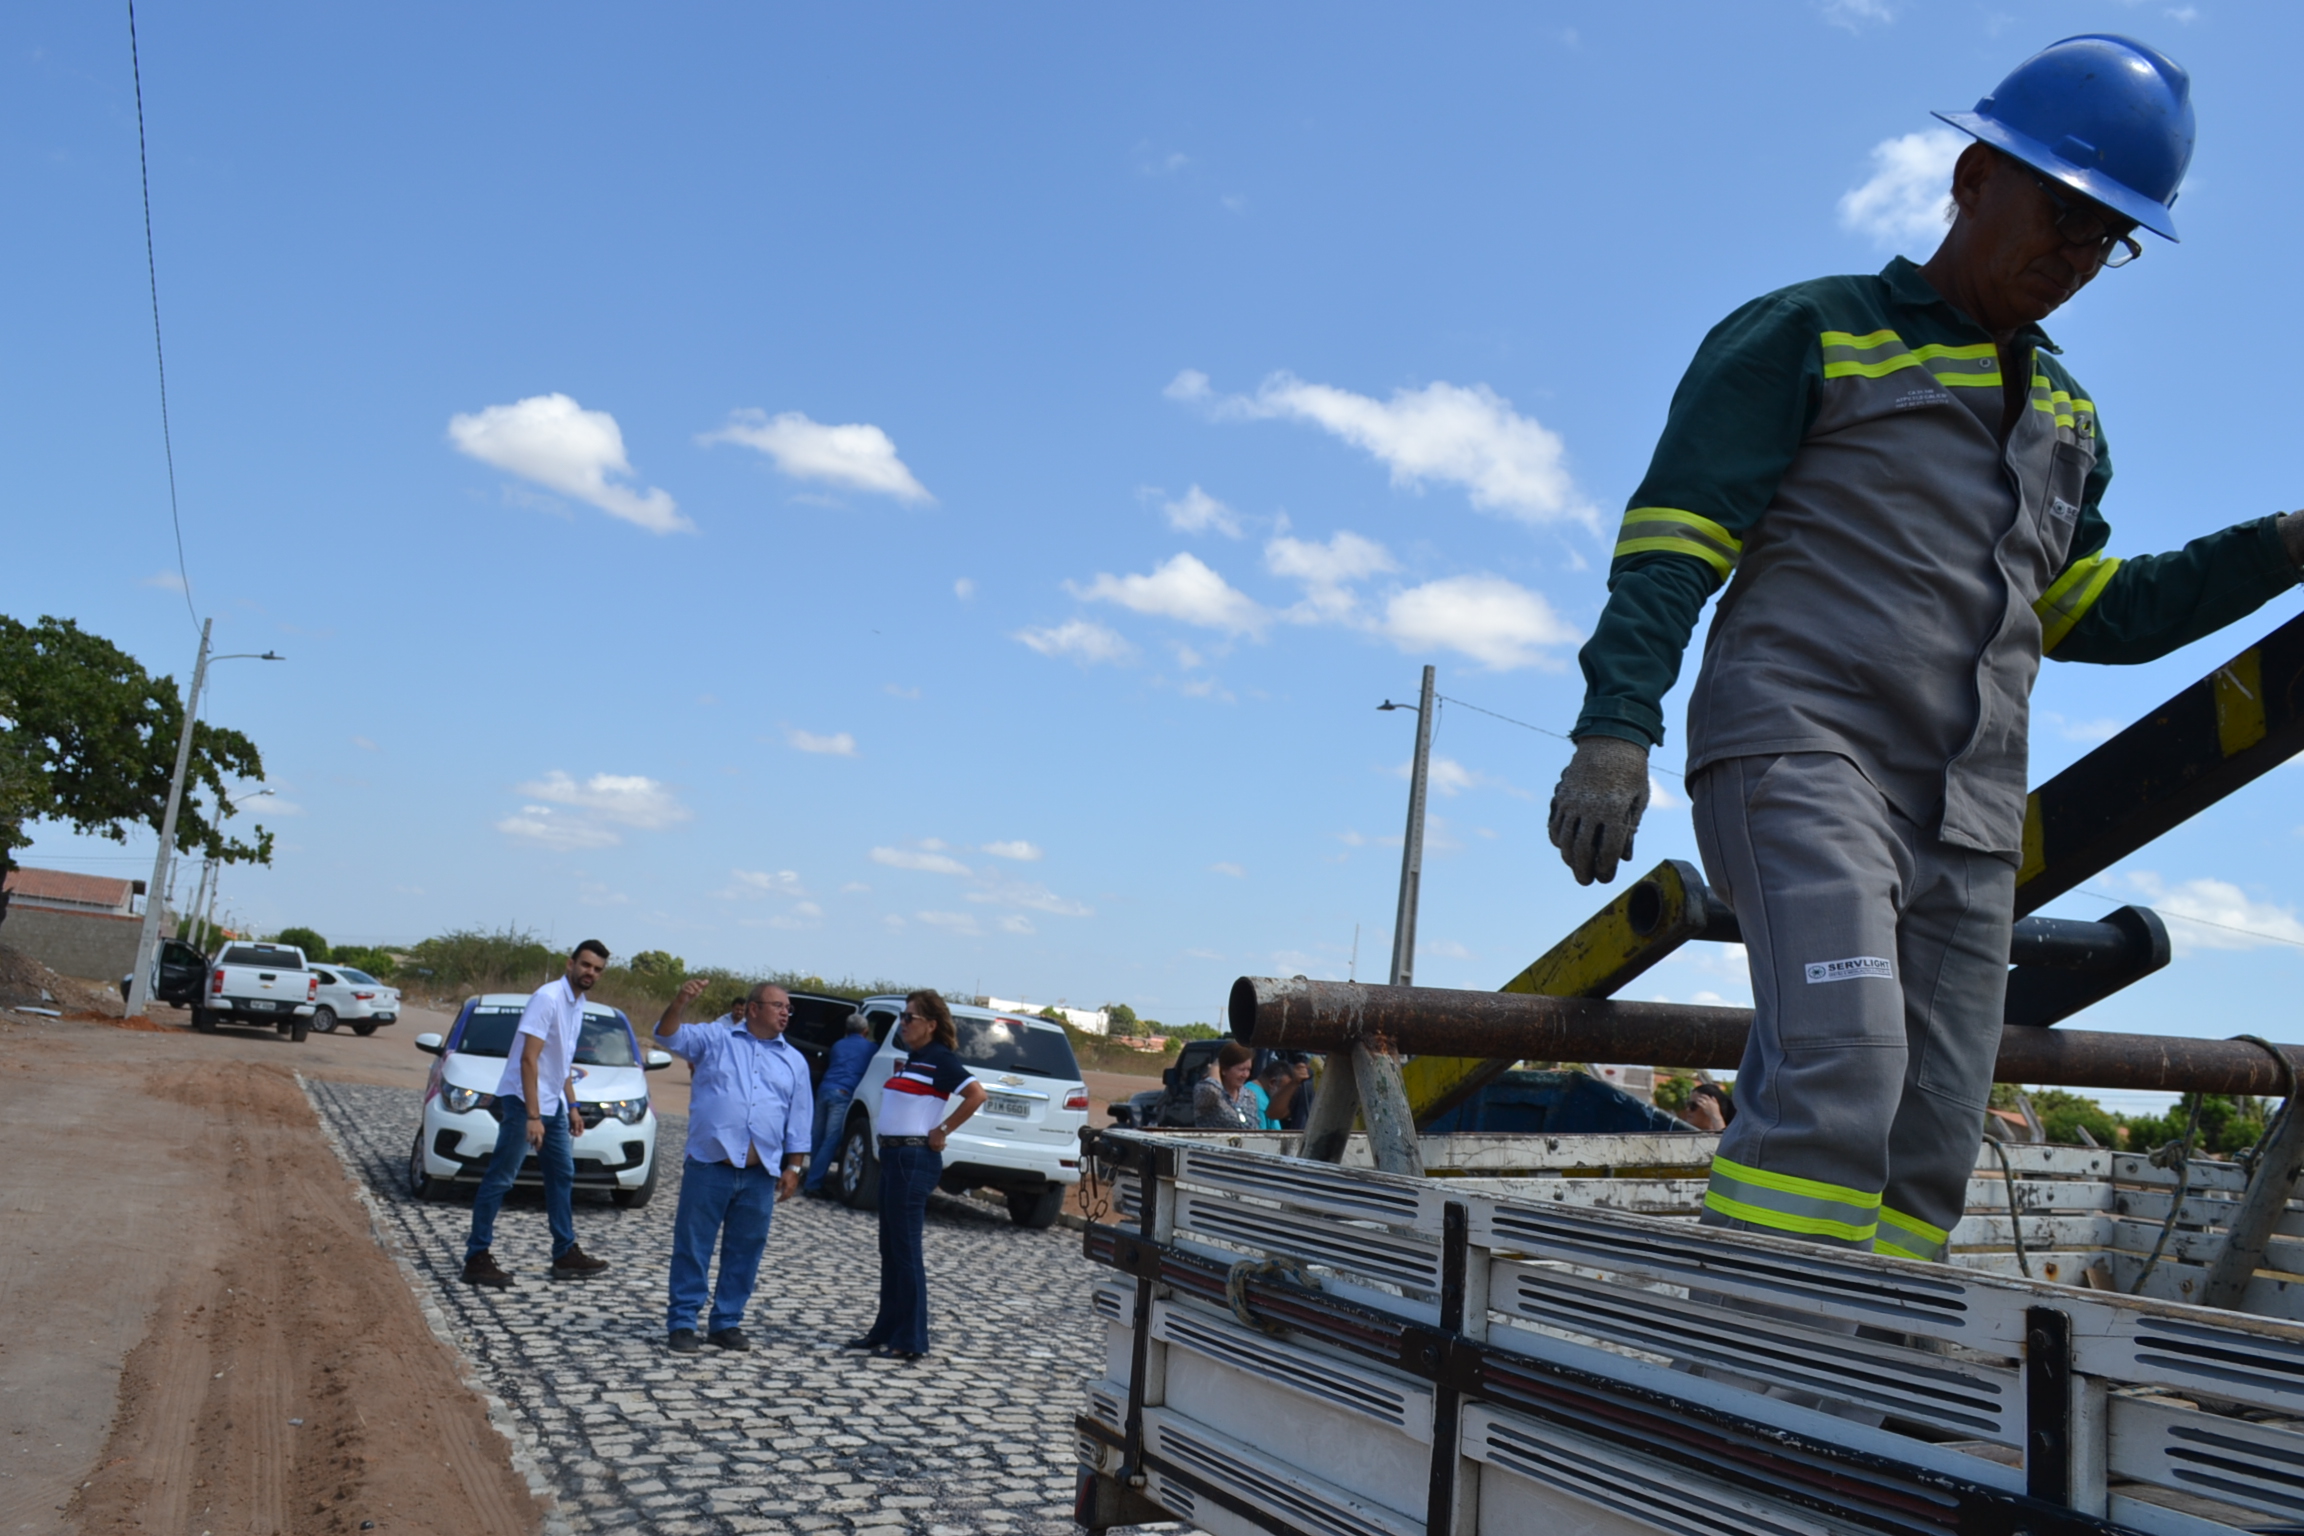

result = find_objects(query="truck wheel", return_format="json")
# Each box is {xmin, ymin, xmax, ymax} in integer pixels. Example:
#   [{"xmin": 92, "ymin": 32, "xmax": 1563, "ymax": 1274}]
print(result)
[
  {"xmin": 311, "ymin": 1006, "xmax": 338, "ymax": 1034},
  {"xmin": 351, "ymin": 1021, "xmax": 377, "ymax": 1037},
  {"xmin": 290, "ymin": 1017, "xmax": 309, "ymax": 1043},
  {"xmin": 840, "ymin": 1121, "xmax": 880, "ymax": 1212},
  {"xmin": 611, "ymin": 1154, "xmax": 659, "ymax": 1209},
  {"xmin": 1008, "ymin": 1185, "xmax": 1065, "ymax": 1229},
  {"xmin": 191, "ymin": 1006, "xmax": 214, "ymax": 1033},
  {"xmin": 407, "ymin": 1130, "xmax": 444, "ymax": 1199}
]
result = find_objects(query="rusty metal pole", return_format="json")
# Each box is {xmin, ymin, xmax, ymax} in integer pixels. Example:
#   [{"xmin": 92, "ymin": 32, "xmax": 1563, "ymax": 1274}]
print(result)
[{"xmin": 1230, "ymin": 977, "xmax": 2304, "ymax": 1098}]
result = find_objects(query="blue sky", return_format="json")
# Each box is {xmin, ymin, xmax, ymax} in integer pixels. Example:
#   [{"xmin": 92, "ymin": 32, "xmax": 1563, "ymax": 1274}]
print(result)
[{"xmin": 7, "ymin": 2, "xmax": 2301, "ymax": 1074}]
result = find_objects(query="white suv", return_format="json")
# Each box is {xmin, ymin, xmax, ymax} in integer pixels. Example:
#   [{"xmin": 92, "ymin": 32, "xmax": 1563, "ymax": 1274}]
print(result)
[{"xmin": 832, "ymin": 997, "xmax": 1088, "ymax": 1227}]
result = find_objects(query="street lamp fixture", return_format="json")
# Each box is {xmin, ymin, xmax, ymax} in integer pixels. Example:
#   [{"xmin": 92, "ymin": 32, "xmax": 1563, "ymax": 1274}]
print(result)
[{"xmin": 126, "ymin": 621, "xmax": 287, "ymax": 1014}]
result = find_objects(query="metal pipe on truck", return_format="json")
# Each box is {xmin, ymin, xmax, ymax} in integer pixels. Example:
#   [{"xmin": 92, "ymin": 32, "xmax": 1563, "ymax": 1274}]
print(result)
[{"xmin": 1229, "ymin": 976, "xmax": 2304, "ymax": 1099}]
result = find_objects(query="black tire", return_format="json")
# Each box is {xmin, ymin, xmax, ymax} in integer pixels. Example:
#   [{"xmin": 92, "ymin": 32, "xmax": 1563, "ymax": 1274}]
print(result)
[
  {"xmin": 351, "ymin": 1021, "xmax": 377, "ymax": 1037},
  {"xmin": 191, "ymin": 1006, "xmax": 213, "ymax": 1033},
  {"xmin": 839, "ymin": 1120, "xmax": 881, "ymax": 1211},
  {"xmin": 1008, "ymin": 1185, "xmax": 1065, "ymax": 1229},
  {"xmin": 290, "ymin": 1016, "xmax": 309, "ymax": 1043},
  {"xmin": 311, "ymin": 1006, "xmax": 338, "ymax": 1034},
  {"xmin": 611, "ymin": 1153, "xmax": 659, "ymax": 1209},
  {"xmin": 407, "ymin": 1130, "xmax": 443, "ymax": 1200}
]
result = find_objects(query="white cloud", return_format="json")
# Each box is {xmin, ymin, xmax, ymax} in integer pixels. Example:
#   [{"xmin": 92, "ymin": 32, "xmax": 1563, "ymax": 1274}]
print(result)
[
  {"xmin": 1163, "ymin": 485, "xmax": 1243, "ymax": 538},
  {"xmin": 1380, "ymin": 575, "xmax": 1580, "ymax": 671},
  {"xmin": 1425, "ymin": 939, "xmax": 1473, "ymax": 960},
  {"xmin": 2116, "ymin": 872, "xmax": 2304, "ymax": 955},
  {"xmin": 1266, "ymin": 530, "xmax": 1399, "ymax": 621},
  {"xmin": 1821, "ymin": 0, "xmax": 1894, "ymax": 28},
  {"xmin": 516, "ymin": 771, "xmax": 690, "ymax": 830},
  {"xmin": 872, "ymin": 845, "xmax": 972, "ymax": 876},
  {"xmin": 1649, "ymin": 774, "xmax": 1685, "ymax": 811},
  {"xmin": 351, "ymin": 735, "xmax": 379, "ymax": 752},
  {"xmin": 998, "ymin": 914, "xmax": 1036, "ymax": 935},
  {"xmin": 917, "ymin": 910, "xmax": 983, "ymax": 936},
  {"xmin": 496, "ymin": 808, "xmax": 622, "ymax": 850},
  {"xmin": 577, "ymin": 881, "xmax": 629, "ymax": 907},
  {"xmin": 884, "ymin": 683, "xmax": 921, "ymax": 700},
  {"xmin": 141, "ymin": 571, "xmax": 187, "ymax": 592},
  {"xmin": 954, "ymin": 577, "xmax": 976, "ymax": 600},
  {"xmin": 449, "ymin": 393, "xmax": 687, "ymax": 534},
  {"xmin": 1392, "ymin": 755, "xmax": 1530, "ymax": 800},
  {"xmin": 970, "ymin": 881, "xmax": 1092, "ymax": 917},
  {"xmin": 2043, "ymin": 712, "xmax": 2124, "ymax": 745},
  {"xmin": 1210, "ymin": 861, "xmax": 1246, "ymax": 878},
  {"xmin": 700, "ymin": 409, "xmax": 932, "ymax": 504},
  {"xmin": 720, "ymin": 868, "xmax": 806, "ymax": 900},
  {"xmin": 1174, "ymin": 371, "xmax": 1594, "ymax": 528},
  {"xmin": 1015, "ymin": 618, "xmax": 1137, "ymax": 665},
  {"xmin": 982, "ymin": 840, "xmax": 1043, "ymax": 862},
  {"xmin": 787, "ymin": 728, "xmax": 858, "ymax": 757},
  {"xmin": 1072, "ymin": 552, "xmax": 1268, "ymax": 637},
  {"xmin": 1838, "ymin": 129, "xmax": 1962, "ymax": 248}
]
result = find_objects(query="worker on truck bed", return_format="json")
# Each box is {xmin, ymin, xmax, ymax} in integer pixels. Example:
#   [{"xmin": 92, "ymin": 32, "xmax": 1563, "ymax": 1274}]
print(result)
[{"xmin": 1550, "ymin": 35, "xmax": 2304, "ymax": 1263}]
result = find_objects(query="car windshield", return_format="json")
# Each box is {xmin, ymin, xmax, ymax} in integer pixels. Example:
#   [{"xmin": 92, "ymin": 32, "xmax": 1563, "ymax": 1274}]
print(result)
[
  {"xmin": 954, "ymin": 1016, "xmax": 1080, "ymax": 1080},
  {"xmin": 456, "ymin": 1008, "xmax": 637, "ymax": 1066},
  {"xmin": 334, "ymin": 968, "xmax": 376, "ymax": 984},
  {"xmin": 220, "ymin": 944, "xmax": 305, "ymax": 970}
]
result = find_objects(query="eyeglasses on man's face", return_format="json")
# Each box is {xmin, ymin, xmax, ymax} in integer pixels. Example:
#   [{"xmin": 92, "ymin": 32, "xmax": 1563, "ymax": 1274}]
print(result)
[{"xmin": 2030, "ymin": 170, "xmax": 2143, "ymax": 269}]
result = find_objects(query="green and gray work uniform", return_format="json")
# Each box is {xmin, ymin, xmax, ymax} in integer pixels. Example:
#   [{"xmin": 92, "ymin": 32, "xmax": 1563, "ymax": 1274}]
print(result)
[{"xmin": 1577, "ymin": 257, "xmax": 2296, "ymax": 1258}]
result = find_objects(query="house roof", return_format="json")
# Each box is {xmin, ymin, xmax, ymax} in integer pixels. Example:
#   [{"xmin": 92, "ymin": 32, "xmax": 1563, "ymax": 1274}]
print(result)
[{"xmin": 2, "ymin": 867, "xmax": 142, "ymax": 909}]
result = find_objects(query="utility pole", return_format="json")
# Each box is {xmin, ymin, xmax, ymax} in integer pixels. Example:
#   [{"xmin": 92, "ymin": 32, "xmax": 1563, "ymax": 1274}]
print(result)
[
  {"xmin": 1387, "ymin": 664, "xmax": 1437, "ymax": 987},
  {"xmin": 127, "ymin": 619, "xmax": 210, "ymax": 1015}
]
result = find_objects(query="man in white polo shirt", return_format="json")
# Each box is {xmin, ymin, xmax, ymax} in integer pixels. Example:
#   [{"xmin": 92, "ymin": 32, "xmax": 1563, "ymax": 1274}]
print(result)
[{"xmin": 461, "ymin": 940, "xmax": 615, "ymax": 1288}]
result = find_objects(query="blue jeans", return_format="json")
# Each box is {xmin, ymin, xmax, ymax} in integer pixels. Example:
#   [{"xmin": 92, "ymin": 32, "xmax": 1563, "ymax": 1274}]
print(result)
[
  {"xmin": 801, "ymin": 1087, "xmax": 853, "ymax": 1193},
  {"xmin": 465, "ymin": 1098, "xmax": 575, "ymax": 1261},
  {"xmin": 860, "ymin": 1145, "xmax": 940, "ymax": 1353},
  {"xmin": 666, "ymin": 1157, "xmax": 780, "ymax": 1335}
]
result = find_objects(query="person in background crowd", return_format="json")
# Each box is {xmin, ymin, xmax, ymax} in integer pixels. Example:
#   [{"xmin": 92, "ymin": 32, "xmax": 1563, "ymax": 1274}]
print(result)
[
  {"xmin": 842, "ymin": 989, "xmax": 985, "ymax": 1361},
  {"xmin": 1683, "ymin": 1081, "xmax": 1736, "ymax": 1134},
  {"xmin": 461, "ymin": 941, "xmax": 614, "ymax": 1289},
  {"xmin": 654, "ymin": 979, "xmax": 813, "ymax": 1353},
  {"xmin": 803, "ymin": 1011, "xmax": 879, "ymax": 1197},
  {"xmin": 1246, "ymin": 1057, "xmax": 1311, "ymax": 1130},
  {"xmin": 1194, "ymin": 1041, "xmax": 1261, "ymax": 1130}
]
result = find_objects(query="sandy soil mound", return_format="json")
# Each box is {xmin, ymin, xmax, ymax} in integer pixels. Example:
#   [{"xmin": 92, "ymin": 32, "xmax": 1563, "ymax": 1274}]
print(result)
[{"xmin": 0, "ymin": 940, "xmax": 126, "ymax": 1016}]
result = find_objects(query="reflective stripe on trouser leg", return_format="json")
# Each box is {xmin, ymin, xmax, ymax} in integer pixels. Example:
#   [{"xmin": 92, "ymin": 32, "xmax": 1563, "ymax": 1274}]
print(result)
[
  {"xmin": 1879, "ymin": 841, "xmax": 2016, "ymax": 1259},
  {"xmin": 1691, "ymin": 753, "xmax": 1913, "ymax": 1250}
]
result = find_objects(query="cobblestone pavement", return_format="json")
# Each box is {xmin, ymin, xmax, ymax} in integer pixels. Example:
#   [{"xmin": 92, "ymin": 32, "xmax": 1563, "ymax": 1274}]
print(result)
[{"xmin": 309, "ymin": 1078, "xmax": 1150, "ymax": 1536}]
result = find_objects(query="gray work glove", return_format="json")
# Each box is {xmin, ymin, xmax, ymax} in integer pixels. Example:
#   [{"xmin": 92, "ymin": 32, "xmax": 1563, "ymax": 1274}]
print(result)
[{"xmin": 1549, "ymin": 735, "xmax": 1650, "ymax": 886}]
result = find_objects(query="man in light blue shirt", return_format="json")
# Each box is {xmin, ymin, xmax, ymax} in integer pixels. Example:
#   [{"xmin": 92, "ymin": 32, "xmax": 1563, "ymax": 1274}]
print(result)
[
  {"xmin": 654, "ymin": 979, "xmax": 813, "ymax": 1352},
  {"xmin": 802, "ymin": 1011, "xmax": 880, "ymax": 1197}
]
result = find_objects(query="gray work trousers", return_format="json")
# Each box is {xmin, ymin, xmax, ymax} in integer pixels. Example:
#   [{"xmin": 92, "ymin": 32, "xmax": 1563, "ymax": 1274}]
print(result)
[{"xmin": 1691, "ymin": 753, "xmax": 2013, "ymax": 1258}]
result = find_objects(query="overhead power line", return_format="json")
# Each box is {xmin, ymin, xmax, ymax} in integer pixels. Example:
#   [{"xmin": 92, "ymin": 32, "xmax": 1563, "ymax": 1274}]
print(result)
[
  {"xmin": 127, "ymin": 0, "xmax": 197, "ymax": 634},
  {"xmin": 1438, "ymin": 692, "xmax": 1686, "ymax": 780}
]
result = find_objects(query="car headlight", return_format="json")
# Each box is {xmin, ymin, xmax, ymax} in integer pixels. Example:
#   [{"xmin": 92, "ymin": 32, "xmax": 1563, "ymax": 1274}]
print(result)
[
  {"xmin": 442, "ymin": 1085, "xmax": 484, "ymax": 1114},
  {"xmin": 590, "ymin": 1097, "xmax": 648, "ymax": 1125}
]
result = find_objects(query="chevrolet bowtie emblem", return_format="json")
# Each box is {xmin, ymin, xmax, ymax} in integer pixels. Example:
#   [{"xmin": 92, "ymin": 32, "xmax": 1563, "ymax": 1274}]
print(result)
[{"xmin": 1000, "ymin": 1074, "xmax": 1024, "ymax": 1087}]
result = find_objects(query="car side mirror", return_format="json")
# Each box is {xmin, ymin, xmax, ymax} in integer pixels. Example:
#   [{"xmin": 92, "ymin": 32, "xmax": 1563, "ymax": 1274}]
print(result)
[
  {"xmin": 645, "ymin": 1049, "xmax": 673, "ymax": 1071},
  {"xmin": 414, "ymin": 1033, "xmax": 444, "ymax": 1055}
]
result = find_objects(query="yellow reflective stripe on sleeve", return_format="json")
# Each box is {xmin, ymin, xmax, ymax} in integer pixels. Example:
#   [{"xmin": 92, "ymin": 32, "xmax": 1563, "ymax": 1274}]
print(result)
[
  {"xmin": 1705, "ymin": 1155, "xmax": 1880, "ymax": 1244},
  {"xmin": 1614, "ymin": 507, "xmax": 1741, "ymax": 581},
  {"xmin": 1877, "ymin": 1205, "xmax": 1950, "ymax": 1263},
  {"xmin": 2035, "ymin": 554, "xmax": 2122, "ymax": 653},
  {"xmin": 1702, "ymin": 1191, "xmax": 1878, "ymax": 1244}
]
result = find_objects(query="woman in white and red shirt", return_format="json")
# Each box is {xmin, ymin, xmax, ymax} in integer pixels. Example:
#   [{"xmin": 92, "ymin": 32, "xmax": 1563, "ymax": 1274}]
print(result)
[{"xmin": 842, "ymin": 989, "xmax": 985, "ymax": 1360}]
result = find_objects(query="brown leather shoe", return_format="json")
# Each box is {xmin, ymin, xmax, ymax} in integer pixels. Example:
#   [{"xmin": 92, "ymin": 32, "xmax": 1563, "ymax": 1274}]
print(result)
[
  {"xmin": 461, "ymin": 1250, "xmax": 514, "ymax": 1289},
  {"xmin": 549, "ymin": 1244, "xmax": 608, "ymax": 1280}
]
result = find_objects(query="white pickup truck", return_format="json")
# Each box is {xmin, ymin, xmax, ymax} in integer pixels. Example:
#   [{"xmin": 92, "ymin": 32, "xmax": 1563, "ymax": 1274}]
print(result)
[{"xmin": 198, "ymin": 941, "xmax": 318, "ymax": 1040}]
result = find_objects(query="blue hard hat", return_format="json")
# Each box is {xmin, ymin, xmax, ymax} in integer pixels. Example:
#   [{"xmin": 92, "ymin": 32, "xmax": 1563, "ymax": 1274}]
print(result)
[{"xmin": 1934, "ymin": 34, "xmax": 2194, "ymax": 242}]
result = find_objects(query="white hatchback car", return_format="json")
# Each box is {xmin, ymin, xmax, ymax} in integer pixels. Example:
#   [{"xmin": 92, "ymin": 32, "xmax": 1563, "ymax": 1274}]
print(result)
[
  {"xmin": 308, "ymin": 964, "xmax": 401, "ymax": 1036},
  {"xmin": 831, "ymin": 997, "xmax": 1088, "ymax": 1227},
  {"xmin": 407, "ymin": 993, "xmax": 673, "ymax": 1208}
]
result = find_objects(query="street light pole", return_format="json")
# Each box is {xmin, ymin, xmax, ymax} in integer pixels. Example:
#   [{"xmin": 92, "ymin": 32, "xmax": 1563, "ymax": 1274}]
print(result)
[
  {"xmin": 1386, "ymin": 664, "xmax": 1437, "ymax": 988},
  {"xmin": 124, "ymin": 629, "xmax": 283, "ymax": 1015},
  {"xmin": 127, "ymin": 618, "xmax": 210, "ymax": 1015}
]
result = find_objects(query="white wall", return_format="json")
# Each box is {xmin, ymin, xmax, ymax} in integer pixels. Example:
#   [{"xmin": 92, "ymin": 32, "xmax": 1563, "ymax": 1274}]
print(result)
[{"xmin": 983, "ymin": 995, "xmax": 1110, "ymax": 1036}]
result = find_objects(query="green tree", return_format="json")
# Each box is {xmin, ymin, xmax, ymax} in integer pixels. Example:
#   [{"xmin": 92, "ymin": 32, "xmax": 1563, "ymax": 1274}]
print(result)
[
  {"xmin": 274, "ymin": 926, "xmax": 331, "ymax": 962},
  {"xmin": 329, "ymin": 945, "xmax": 398, "ymax": 978},
  {"xmin": 0, "ymin": 616, "xmax": 271, "ymax": 926},
  {"xmin": 2125, "ymin": 1094, "xmax": 2268, "ymax": 1157},
  {"xmin": 1103, "ymin": 1001, "xmax": 1140, "ymax": 1031},
  {"xmin": 1163, "ymin": 1022, "xmax": 1221, "ymax": 1041},
  {"xmin": 628, "ymin": 950, "xmax": 686, "ymax": 977}
]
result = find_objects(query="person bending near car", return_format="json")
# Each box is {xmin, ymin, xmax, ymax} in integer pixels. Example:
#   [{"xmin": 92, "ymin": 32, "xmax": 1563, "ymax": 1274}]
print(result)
[
  {"xmin": 654, "ymin": 978, "xmax": 813, "ymax": 1353},
  {"xmin": 803, "ymin": 1010, "xmax": 878, "ymax": 1199},
  {"xmin": 842, "ymin": 990, "xmax": 985, "ymax": 1361},
  {"xmin": 461, "ymin": 941, "xmax": 614, "ymax": 1288}
]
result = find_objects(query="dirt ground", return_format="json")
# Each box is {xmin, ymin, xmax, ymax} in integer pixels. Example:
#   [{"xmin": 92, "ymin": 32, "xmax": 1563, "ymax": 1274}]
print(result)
[
  {"xmin": 0, "ymin": 990, "xmax": 542, "ymax": 1536},
  {"xmin": 0, "ymin": 961, "xmax": 1162, "ymax": 1535}
]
